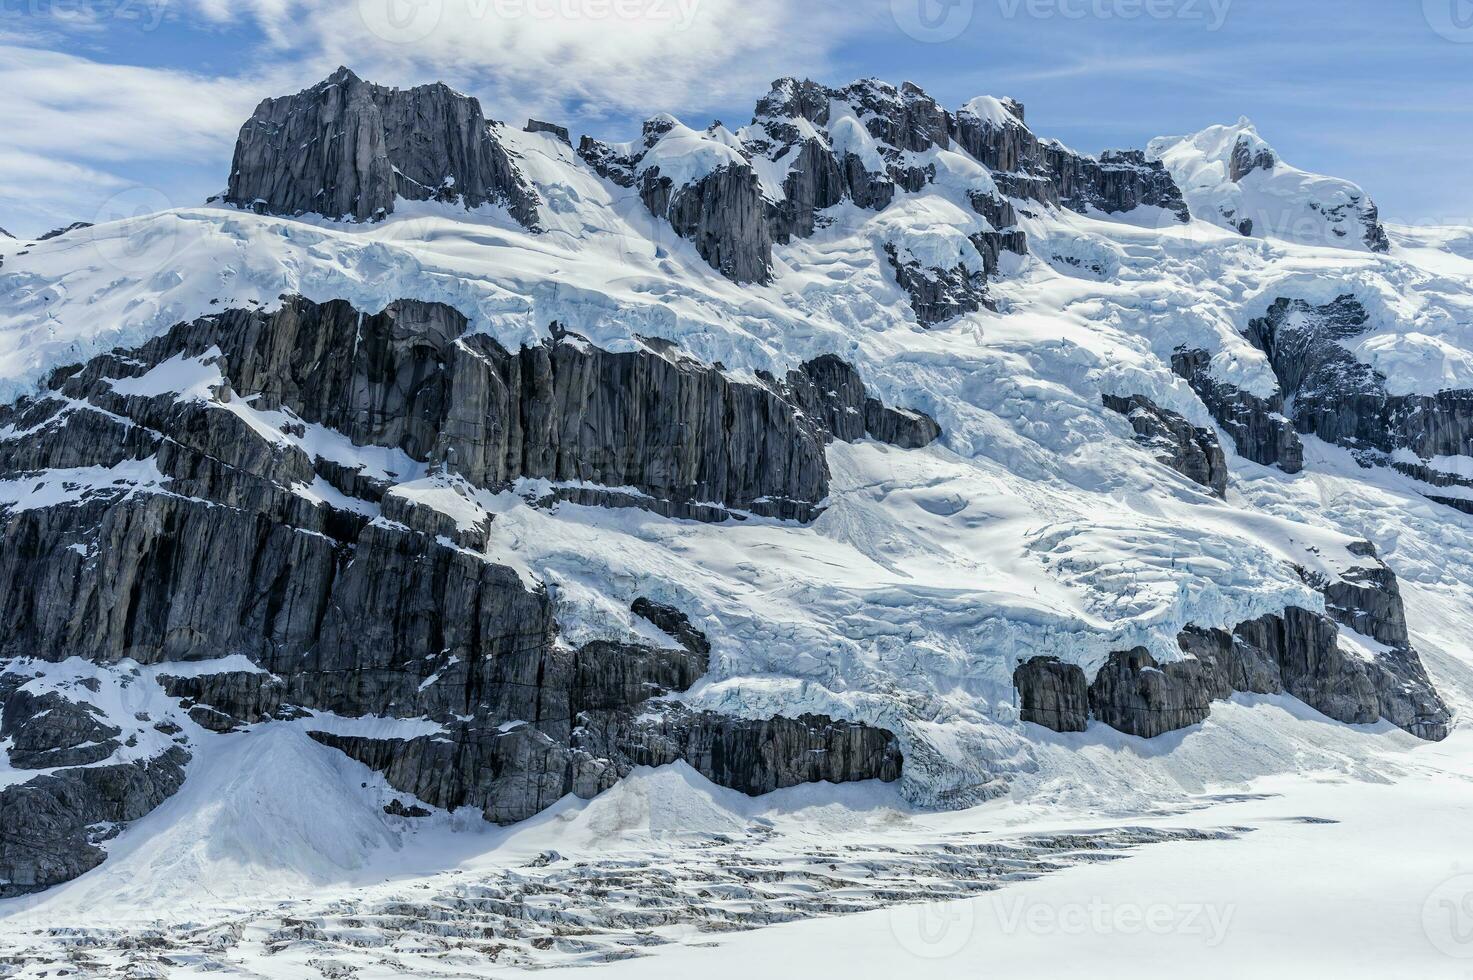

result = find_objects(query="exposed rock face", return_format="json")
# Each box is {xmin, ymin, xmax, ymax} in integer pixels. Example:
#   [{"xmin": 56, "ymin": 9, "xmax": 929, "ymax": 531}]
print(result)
[
  {"xmin": 883, "ymin": 243, "xmax": 991, "ymax": 327},
  {"xmin": 0, "ymin": 296, "xmax": 929, "ymax": 889},
  {"xmin": 950, "ymin": 97, "xmax": 1189, "ymax": 223},
  {"xmin": 1228, "ymin": 135, "xmax": 1276, "ymax": 182},
  {"xmin": 1042, "ymin": 146, "xmax": 1191, "ymax": 222},
  {"xmin": 524, "ymin": 119, "xmax": 571, "ymax": 145},
  {"xmin": 580, "ymin": 117, "xmax": 774, "ymax": 284},
  {"xmin": 1245, "ymin": 296, "xmax": 1473, "ymax": 472},
  {"xmin": 643, "ymin": 164, "xmax": 774, "ymax": 284},
  {"xmin": 1172, "ymin": 347, "xmax": 1304, "ymax": 473},
  {"xmin": 951, "ymin": 97, "xmax": 1057, "ymax": 206},
  {"xmin": 632, "ymin": 597, "xmax": 712, "ymax": 657},
  {"xmin": 225, "ymin": 67, "xmax": 540, "ymax": 227},
  {"xmin": 37, "ymin": 222, "xmax": 92, "ymax": 242},
  {"xmin": 0, "ymin": 745, "xmax": 188, "ymax": 897},
  {"xmin": 1088, "ymin": 648, "xmax": 1214, "ymax": 738},
  {"xmin": 0, "ymin": 297, "xmax": 918, "ymax": 527},
  {"xmin": 1018, "ymin": 552, "xmax": 1450, "ymax": 741},
  {"xmin": 576, "ymin": 76, "xmax": 1182, "ymax": 296},
  {"xmin": 3, "ymin": 689, "xmax": 122, "ymax": 769},
  {"xmin": 1013, "ymin": 657, "xmax": 1088, "ymax": 732},
  {"xmin": 1299, "ymin": 541, "xmax": 1451, "ymax": 740},
  {"xmin": 750, "ymin": 78, "xmax": 955, "ymax": 236},
  {"xmin": 1103, "ymin": 393, "xmax": 1228, "ymax": 497},
  {"xmin": 773, "ymin": 354, "xmax": 942, "ymax": 449}
]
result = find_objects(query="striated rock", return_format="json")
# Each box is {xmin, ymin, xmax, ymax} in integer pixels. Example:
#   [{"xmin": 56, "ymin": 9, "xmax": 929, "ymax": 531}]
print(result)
[
  {"xmin": 642, "ymin": 164, "xmax": 773, "ymax": 284},
  {"xmin": 951, "ymin": 96, "xmax": 1059, "ymax": 207},
  {"xmin": 1013, "ymin": 657, "xmax": 1088, "ymax": 732},
  {"xmin": 574, "ymin": 706, "xmax": 902, "ymax": 798},
  {"xmin": 524, "ymin": 119, "xmax": 571, "ymax": 145},
  {"xmin": 1246, "ymin": 295, "xmax": 1473, "ymax": 466},
  {"xmin": 0, "ymin": 748, "xmax": 188, "ymax": 897},
  {"xmin": 1021, "ymin": 589, "xmax": 1447, "ymax": 741},
  {"xmin": 1088, "ymin": 648, "xmax": 1214, "ymax": 738},
  {"xmin": 2, "ymin": 689, "xmax": 121, "ymax": 769},
  {"xmin": 1176, "ymin": 624, "xmax": 1283, "ymax": 697},
  {"xmin": 632, "ymin": 598, "xmax": 711, "ymax": 657},
  {"xmin": 1103, "ymin": 393, "xmax": 1228, "ymax": 497},
  {"xmin": 780, "ymin": 354, "xmax": 942, "ymax": 449},
  {"xmin": 1042, "ymin": 146, "xmax": 1191, "ymax": 223},
  {"xmin": 1172, "ymin": 347, "xmax": 1304, "ymax": 473},
  {"xmin": 0, "ymin": 295, "xmax": 923, "ymax": 887},
  {"xmin": 1234, "ymin": 607, "xmax": 1380, "ymax": 727},
  {"xmin": 225, "ymin": 67, "xmax": 540, "ymax": 227}
]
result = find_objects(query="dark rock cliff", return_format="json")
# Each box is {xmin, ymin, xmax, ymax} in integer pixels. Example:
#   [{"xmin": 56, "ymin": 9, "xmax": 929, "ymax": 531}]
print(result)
[
  {"xmin": 1245, "ymin": 295, "xmax": 1473, "ymax": 469},
  {"xmin": 1016, "ymin": 541, "xmax": 1450, "ymax": 742},
  {"xmin": 225, "ymin": 67, "xmax": 540, "ymax": 227},
  {"xmin": 1172, "ymin": 347, "xmax": 1305, "ymax": 473},
  {"xmin": 0, "ymin": 296, "xmax": 939, "ymax": 892},
  {"xmin": 1103, "ymin": 393, "xmax": 1229, "ymax": 497}
]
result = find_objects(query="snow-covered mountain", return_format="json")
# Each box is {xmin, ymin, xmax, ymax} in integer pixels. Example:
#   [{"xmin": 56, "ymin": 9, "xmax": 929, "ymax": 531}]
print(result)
[
  {"xmin": 1150, "ymin": 118, "xmax": 1390, "ymax": 251},
  {"xmin": 1, "ymin": 68, "xmax": 1472, "ymax": 972}
]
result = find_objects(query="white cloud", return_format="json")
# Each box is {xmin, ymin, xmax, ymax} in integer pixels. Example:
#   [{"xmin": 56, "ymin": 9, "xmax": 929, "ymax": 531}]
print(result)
[
  {"xmin": 0, "ymin": 45, "xmax": 269, "ymax": 162},
  {"xmin": 189, "ymin": 0, "xmax": 880, "ymax": 122},
  {"xmin": 0, "ymin": 0, "xmax": 883, "ymax": 235}
]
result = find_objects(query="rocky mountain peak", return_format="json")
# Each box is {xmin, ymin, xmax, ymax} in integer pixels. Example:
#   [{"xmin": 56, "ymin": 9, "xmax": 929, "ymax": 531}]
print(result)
[
  {"xmin": 1150, "ymin": 120, "xmax": 1389, "ymax": 250},
  {"xmin": 225, "ymin": 68, "xmax": 541, "ymax": 228}
]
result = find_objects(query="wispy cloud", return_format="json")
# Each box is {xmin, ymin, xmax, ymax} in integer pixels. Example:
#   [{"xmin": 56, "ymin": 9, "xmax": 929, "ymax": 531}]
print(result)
[{"xmin": 0, "ymin": 0, "xmax": 882, "ymax": 234}]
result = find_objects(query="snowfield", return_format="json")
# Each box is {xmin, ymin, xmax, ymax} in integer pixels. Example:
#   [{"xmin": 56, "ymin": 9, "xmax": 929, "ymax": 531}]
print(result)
[{"xmin": 1, "ymin": 103, "xmax": 1473, "ymax": 975}]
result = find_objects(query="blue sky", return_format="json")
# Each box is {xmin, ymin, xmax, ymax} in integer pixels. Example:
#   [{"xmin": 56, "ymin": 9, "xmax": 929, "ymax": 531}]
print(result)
[{"xmin": 1, "ymin": 0, "xmax": 1470, "ymax": 238}]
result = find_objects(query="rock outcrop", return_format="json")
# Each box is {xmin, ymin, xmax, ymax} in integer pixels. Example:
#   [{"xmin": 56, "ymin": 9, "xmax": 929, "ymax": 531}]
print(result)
[
  {"xmin": 0, "ymin": 297, "xmax": 931, "ymax": 530},
  {"xmin": 0, "ymin": 742, "xmax": 188, "ymax": 897},
  {"xmin": 581, "ymin": 116, "xmax": 774, "ymax": 284},
  {"xmin": 577, "ymin": 76, "xmax": 1180, "ymax": 297},
  {"xmin": 1103, "ymin": 393, "xmax": 1228, "ymax": 497},
  {"xmin": 883, "ymin": 242, "xmax": 992, "ymax": 326},
  {"xmin": 1172, "ymin": 347, "xmax": 1304, "ymax": 473},
  {"xmin": 0, "ymin": 296, "xmax": 934, "ymax": 890},
  {"xmin": 226, "ymin": 67, "xmax": 540, "ymax": 227},
  {"xmin": 1016, "ymin": 544, "xmax": 1450, "ymax": 741},
  {"xmin": 2, "ymin": 689, "xmax": 122, "ymax": 769},
  {"xmin": 524, "ymin": 119, "xmax": 571, "ymax": 145},
  {"xmin": 1245, "ymin": 296, "xmax": 1473, "ymax": 469},
  {"xmin": 950, "ymin": 96, "xmax": 1189, "ymax": 223},
  {"xmin": 37, "ymin": 222, "xmax": 92, "ymax": 242},
  {"xmin": 1012, "ymin": 657, "xmax": 1088, "ymax": 732},
  {"xmin": 1042, "ymin": 147, "xmax": 1191, "ymax": 222},
  {"xmin": 1087, "ymin": 648, "xmax": 1214, "ymax": 738}
]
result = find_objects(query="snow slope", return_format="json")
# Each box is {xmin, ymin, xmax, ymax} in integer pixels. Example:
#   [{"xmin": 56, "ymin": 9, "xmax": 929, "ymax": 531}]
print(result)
[{"xmin": 1, "ymin": 82, "xmax": 1473, "ymax": 972}]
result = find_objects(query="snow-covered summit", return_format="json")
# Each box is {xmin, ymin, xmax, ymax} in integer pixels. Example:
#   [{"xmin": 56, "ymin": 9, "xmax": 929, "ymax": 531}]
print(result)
[{"xmin": 1150, "ymin": 119, "xmax": 1390, "ymax": 251}]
